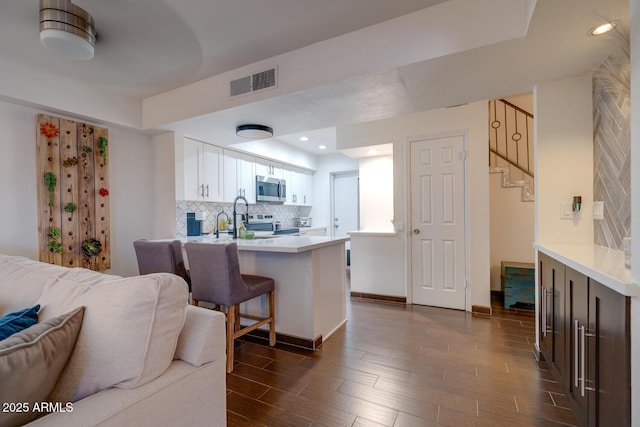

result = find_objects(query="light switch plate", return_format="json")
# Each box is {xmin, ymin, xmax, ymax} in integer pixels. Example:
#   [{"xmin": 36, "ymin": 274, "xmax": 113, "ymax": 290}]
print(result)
[
  {"xmin": 560, "ymin": 202, "xmax": 573, "ymax": 219},
  {"xmin": 593, "ymin": 201, "xmax": 604, "ymax": 220}
]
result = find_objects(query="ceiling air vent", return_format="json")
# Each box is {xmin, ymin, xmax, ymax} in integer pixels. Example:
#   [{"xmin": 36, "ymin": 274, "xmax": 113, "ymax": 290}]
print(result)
[{"xmin": 230, "ymin": 67, "xmax": 277, "ymax": 98}]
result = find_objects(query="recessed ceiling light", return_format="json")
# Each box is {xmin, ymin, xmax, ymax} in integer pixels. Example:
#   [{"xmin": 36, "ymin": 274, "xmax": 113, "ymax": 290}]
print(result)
[
  {"xmin": 367, "ymin": 149, "xmax": 379, "ymax": 155},
  {"xmin": 318, "ymin": 145, "xmax": 327, "ymax": 150},
  {"xmin": 590, "ymin": 21, "xmax": 616, "ymax": 36},
  {"xmin": 300, "ymin": 136, "xmax": 309, "ymax": 141}
]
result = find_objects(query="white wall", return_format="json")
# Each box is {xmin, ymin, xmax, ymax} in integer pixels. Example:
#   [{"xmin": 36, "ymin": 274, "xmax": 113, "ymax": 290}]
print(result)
[
  {"xmin": 534, "ymin": 75, "xmax": 594, "ymax": 244},
  {"xmin": 350, "ymin": 234, "xmax": 405, "ymax": 297},
  {"xmin": 629, "ymin": 0, "xmax": 639, "ymax": 422},
  {"xmin": 337, "ymin": 101, "xmax": 490, "ymax": 308},
  {"xmin": 310, "ymin": 153, "xmax": 359, "ymax": 228},
  {"xmin": 359, "ymin": 155, "xmax": 394, "ymax": 231},
  {"xmin": 152, "ymin": 132, "xmax": 180, "ymax": 238},
  {"xmin": 0, "ymin": 99, "xmax": 158, "ymax": 277},
  {"xmin": 489, "ymin": 173, "xmax": 535, "ymax": 290},
  {"xmin": 227, "ymin": 139, "xmax": 318, "ymax": 171}
]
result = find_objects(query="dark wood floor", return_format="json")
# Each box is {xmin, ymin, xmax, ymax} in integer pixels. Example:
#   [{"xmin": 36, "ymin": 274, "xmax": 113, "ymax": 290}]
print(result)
[{"xmin": 226, "ymin": 287, "xmax": 577, "ymax": 426}]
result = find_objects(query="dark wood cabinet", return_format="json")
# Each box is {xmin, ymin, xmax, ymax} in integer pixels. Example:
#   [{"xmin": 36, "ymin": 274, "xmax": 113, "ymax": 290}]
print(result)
[
  {"xmin": 566, "ymin": 267, "xmax": 589, "ymax": 423},
  {"xmin": 539, "ymin": 252, "xmax": 631, "ymax": 427},
  {"xmin": 538, "ymin": 253, "xmax": 567, "ymax": 383},
  {"xmin": 587, "ymin": 279, "xmax": 630, "ymax": 427}
]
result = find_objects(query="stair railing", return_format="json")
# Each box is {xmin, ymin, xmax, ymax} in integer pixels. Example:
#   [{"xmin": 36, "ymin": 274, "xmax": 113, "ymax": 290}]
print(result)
[{"xmin": 489, "ymin": 99, "xmax": 534, "ymax": 178}]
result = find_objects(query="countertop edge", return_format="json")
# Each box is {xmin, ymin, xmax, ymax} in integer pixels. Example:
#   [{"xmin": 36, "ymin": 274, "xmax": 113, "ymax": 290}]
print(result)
[
  {"xmin": 534, "ymin": 243, "xmax": 640, "ymax": 297},
  {"xmin": 348, "ymin": 230, "xmax": 398, "ymax": 237},
  {"xmin": 182, "ymin": 236, "xmax": 349, "ymax": 253}
]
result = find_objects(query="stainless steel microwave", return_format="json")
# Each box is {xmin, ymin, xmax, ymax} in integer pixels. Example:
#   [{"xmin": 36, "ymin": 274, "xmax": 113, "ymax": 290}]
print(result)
[{"xmin": 256, "ymin": 176, "xmax": 286, "ymax": 204}]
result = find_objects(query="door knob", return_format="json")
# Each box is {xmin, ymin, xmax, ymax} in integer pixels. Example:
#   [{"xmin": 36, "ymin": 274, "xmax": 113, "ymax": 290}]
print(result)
[{"xmin": 413, "ymin": 229, "xmax": 420, "ymax": 234}]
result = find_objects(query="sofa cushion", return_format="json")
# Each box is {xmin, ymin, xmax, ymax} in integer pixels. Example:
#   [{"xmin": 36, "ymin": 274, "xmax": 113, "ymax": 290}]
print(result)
[
  {"xmin": 0, "ymin": 304, "xmax": 40, "ymax": 340},
  {"xmin": 0, "ymin": 306, "xmax": 84, "ymax": 427},
  {"xmin": 0, "ymin": 255, "xmax": 66, "ymax": 316},
  {"xmin": 37, "ymin": 273, "xmax": 188, "ymax": 403}
]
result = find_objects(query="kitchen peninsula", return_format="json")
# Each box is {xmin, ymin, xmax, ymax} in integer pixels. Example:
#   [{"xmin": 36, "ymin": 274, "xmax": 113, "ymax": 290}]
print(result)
[{"xmin": 184, "ymin": 235, "xmax": 349, "ymax": 348}]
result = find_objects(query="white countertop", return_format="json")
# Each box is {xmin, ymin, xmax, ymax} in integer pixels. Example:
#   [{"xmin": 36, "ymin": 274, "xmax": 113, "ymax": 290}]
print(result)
[
  {"xmin": 184, "ymin": 235, "xmax": 349, "ymax": 253},
  {"xmin": 348, "ymin": 230, "xmax": 398, "ymax": 236},
  {"xmin": 534, "ymin": 243, "xmax": 639, "ymax": 297}
]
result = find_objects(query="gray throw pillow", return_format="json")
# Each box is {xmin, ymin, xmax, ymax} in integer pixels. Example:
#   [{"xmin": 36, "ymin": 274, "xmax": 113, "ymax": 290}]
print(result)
[{"xmin": 0, "ymin": 306, "xmax": 85, "ymax": 427}]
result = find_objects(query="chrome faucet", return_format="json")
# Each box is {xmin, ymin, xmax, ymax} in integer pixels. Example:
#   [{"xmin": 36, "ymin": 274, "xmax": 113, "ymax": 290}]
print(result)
[
  {"xmin": 215, "ymin": 211, "xmax": 229, "ymax": 239},
  {"xmin": 232, "ymin": 195, "xmax": 249, "ymax": 239}
]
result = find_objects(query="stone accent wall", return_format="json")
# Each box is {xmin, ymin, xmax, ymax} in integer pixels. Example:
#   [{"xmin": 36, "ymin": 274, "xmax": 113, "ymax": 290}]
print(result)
[{"xmin": 593, "ymin": 55, "xmax": 631, "ymax": 249}]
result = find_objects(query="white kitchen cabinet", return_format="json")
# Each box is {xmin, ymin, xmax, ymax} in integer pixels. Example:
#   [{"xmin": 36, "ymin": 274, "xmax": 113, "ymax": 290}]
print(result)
[
  {"xmin": 255, "ymin": 158, "xmax": 283, "ymax": 179},
  {"xmin": 287, "ymin": 168, "xmax": 303, "ymax": 205},
  {"xmin": 184, "ymin": 138, "xmax": 222, "ymax": 201},
  {"xmin": 223, "ymin": 150, "xmax": 255, "ymax": 203},
  {"xmin": 283, "ymin": 167, "xmax": 313, "ymax": 206},
  {"xmin": 301, "ymin": 170, "xmax": 313, "ymax": 206}
]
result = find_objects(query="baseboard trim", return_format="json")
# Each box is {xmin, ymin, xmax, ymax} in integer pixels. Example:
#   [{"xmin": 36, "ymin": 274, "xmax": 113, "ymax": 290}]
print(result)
[
  {"xmin": 243, "ymin": 328, "xmax": 322, "ymax": 350},
  {"xmin": 472, "ymin": 305, "xmax": 492, "ymax": 315},
  {"xmin": 350, "ymin": 292, "xmax": 406, "ymax": 304}
]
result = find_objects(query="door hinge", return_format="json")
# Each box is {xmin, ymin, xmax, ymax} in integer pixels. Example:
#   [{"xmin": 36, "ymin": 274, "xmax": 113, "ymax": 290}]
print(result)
[{"xmin": 465, "ymin": 279, "xmax": 469, "ymax": 289}]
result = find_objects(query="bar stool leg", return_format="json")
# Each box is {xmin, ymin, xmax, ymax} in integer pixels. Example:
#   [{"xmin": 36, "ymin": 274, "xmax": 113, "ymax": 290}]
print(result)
[
  {"xmin": 226, "ymin": 304, "xmax": 236, "ymax": 373},
  {"xmin": 268, "ymin": 290, "xmax": 276, "ymax": 347},
  {"xmin": 192, "ymin": 299, "xmax": 199, "ymax": 307}
]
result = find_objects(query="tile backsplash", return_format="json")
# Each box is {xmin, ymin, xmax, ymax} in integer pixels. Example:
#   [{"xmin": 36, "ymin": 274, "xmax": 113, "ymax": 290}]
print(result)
[
  {"xmin": 176, "ymin": 201, "xmax": 311, "ymax": 237},
  {"xmin": 593, "ymin": 53, "xmax": 631, "ymax": 250}
]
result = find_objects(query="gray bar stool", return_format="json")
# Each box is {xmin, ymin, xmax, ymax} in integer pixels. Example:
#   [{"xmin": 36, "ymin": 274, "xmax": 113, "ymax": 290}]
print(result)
[
  {"xmin": 184, "ymin": 242, "xmax": 276, "ymax": 373},
  {"xmin": 133, "ymin": 239, "xmax": 191, "ymax": 292}
]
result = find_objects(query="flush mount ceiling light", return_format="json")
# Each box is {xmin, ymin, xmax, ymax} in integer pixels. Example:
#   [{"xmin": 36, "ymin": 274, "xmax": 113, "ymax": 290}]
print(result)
[
  {"xmin": 236, "ymin": 124, "xmax": 273, "ymax": 139},
  {"xmin": 299, "ymin": 136, "xmax": 309, "ymax": 141},
  {"xmin": 589, "ymin": 21, "xmax": 616, "ymax": 36},
  {"xmin": 40, "ymin": 0, "xmax": 96, "ymax": 60},
  {"xmin": 318, "ymin": 145, "xmax": 327, "ymax": 150}
]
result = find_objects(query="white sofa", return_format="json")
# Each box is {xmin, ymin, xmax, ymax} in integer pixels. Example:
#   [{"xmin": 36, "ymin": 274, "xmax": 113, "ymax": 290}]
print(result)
[{"xmin": 0, "ymin": 254, "xmax": 227, "ymax": 427}]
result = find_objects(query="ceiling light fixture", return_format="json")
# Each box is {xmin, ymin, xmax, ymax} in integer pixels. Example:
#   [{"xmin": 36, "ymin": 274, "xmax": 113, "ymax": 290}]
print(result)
[
  {"xmin": 589, "ymin": 21, "xmax": 616, "ymax": 36},
  {"xmin": 318, "ymin": 145, "xmax": 327, "ymax": 150},
  {"xmin": 300, "ymin": 136, "xmax": 309, "ymax": 141},
  {"xmin": 39, "ymin": 0, "xmax": 96, "ymax": 60},
  {"xmin": 236, "ymin": 124, "xmax": 273, "ymax": 139}
]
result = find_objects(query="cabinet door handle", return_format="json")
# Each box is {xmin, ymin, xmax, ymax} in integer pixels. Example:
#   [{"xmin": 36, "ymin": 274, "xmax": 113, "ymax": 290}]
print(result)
[
  {"xmin": 201, "ymin": 184, "xmax": 205, "ymax": 198},
  {"xmin": 580, "ymin": 324, "xmax": 586, "ymax": 397},
  {"xmin": 206, "ymin": 185, "xmax": 209, "ymax": 197},
  {"xmin": 541, "ymin": 288, "xmax": 546, "ymax": 337},
  {"xmin": 575, "ymin": 319, "xmax": 580, "ymax": 389}
]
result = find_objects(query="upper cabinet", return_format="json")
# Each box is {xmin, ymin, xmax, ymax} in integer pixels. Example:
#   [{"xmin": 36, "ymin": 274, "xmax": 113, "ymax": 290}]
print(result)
[
  {"xmin": 255, "ymin": 158, "xmax": 284, "ymax": 179},
  {"xmin": 285, "ymin": 167, "xmax": 313, "ymax": 206},
  {"xmin": 180, "ymin": 139, "xmax": 313, "ymax": 206},
  {"xmin": 183, "ymin": 138, "xmax": 222, "ymax": 202},
  {"xmin": 223, "ymin": 150, "xmax": 255, "ymax": 204}
]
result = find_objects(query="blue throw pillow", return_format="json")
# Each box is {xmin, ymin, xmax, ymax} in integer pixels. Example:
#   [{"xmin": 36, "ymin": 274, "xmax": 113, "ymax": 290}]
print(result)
[{"xmin": 0, "ymin": 305, "xmax": 40, "ymax": 341}]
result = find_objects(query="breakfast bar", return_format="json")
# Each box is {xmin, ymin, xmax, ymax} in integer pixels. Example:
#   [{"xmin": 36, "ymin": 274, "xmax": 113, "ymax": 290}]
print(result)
[{"xmin": 184, "ymin": 235, "xmax": 349, "ymax": 348}]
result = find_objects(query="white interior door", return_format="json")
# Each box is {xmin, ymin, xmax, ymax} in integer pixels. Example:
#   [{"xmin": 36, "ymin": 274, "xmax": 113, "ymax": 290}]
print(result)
[
  {"xmin": 410, "ymin": 135, "xmax": 466, "ymax": 310},
  {"xmin": 332, "ymin": 173, "xmax": 359, "ymax": 251}
]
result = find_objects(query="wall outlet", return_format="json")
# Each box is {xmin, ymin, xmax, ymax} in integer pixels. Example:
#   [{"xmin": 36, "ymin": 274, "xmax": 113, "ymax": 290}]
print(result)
[
  {"xmin": 560, "ymin": 202, "xmax": 573, "ymax": 219},
  {"xmin": 593, "ymin": 201, "xmax": 604, "ymax": 220}
]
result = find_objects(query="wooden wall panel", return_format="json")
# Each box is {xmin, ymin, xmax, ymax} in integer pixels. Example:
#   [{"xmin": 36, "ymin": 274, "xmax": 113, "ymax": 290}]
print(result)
[
  {"xmin": 77, "ymin": 123, "xmax": 96, "ymax": 270},
  {"xmin": 36, "ymin": 114, "xmax": 110, "ymax": 271},
  {"xmin": 93, "ymin": 126, "xmax": 110, "ymax": 270},
  {"xmin": 59, "ymin": 119, "xmax": 80, "ymax": 268},
  {"xmin": 36, "ymin": 114, "xmax": 63, "ymax": 266}
]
